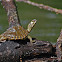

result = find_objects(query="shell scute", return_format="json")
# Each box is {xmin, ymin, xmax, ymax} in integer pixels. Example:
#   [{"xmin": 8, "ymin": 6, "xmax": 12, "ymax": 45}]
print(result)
[{"xmin": 0, "ymin": 26, "xmax": 28, "ymax": 41}]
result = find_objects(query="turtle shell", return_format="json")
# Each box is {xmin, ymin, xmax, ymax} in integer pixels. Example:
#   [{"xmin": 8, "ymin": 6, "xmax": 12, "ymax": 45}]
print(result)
[{"xmin": 0, "ymin": 26, "xmax": 28, "ymax": 40}]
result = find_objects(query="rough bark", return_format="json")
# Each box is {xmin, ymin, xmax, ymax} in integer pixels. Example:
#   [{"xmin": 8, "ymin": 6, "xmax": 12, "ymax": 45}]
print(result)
[
  {"xmin": 1, "ymin": 0, "xmax": 20, "ymax": 27},
  {"xmin": 0, "ymin": 38, "xmax": 57, "ymax": 62}
]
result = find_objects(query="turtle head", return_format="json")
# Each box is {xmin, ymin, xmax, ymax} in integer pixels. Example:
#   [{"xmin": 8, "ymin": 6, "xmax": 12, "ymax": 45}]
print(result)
[{"xmin": 27, "ymin": 19, "xmax": 37, "ymax": 33}]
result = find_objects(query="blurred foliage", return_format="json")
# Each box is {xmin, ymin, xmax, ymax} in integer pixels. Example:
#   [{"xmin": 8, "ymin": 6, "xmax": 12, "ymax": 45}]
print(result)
[{"xmin": 0, "ymin": 0, "xmax": 62, "ymax": 43}]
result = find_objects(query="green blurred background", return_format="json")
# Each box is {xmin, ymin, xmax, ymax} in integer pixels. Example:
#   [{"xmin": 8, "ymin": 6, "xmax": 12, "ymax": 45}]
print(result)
[{"xmin": 0, "ymin": 0, "xmax": 62, "ymax": 43}]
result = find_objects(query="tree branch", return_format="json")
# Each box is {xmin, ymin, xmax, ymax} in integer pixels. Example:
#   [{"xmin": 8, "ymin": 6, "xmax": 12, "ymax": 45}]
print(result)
[
  {"xmin": 1, "ymin": 0, "xmax": 20, "ymax": 27},
  {"xmin": 16, "ymin": 0, "xmax": 62, "ymax": 15},
  {"xmin": 0, "ymin": 39, "xmax": 57, "ymax": 62}
]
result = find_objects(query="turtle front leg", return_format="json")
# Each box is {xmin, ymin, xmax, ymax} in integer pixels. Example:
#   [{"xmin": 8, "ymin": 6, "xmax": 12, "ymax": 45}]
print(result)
[
  {"xmin": 28, "ymin": 36, "xmax": 35, "ymax": 45},
  {"xmin": 0, "ymin": 35, "xmax": 6, "ymax": 42}
]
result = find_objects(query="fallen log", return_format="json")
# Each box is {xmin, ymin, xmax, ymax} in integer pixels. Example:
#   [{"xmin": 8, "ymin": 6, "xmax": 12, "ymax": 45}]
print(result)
[{"xmin": 0, "ymin": 38, "xmax": 57, "ymax": 62}]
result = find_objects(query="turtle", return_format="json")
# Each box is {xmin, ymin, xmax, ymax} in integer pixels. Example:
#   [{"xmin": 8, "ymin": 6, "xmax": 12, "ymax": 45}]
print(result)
[
  {"xmin": 0, "ymin": 0, "xmax": 37, "ymax": 44},
  {"xmin": 0, "ymin": 19, "xmax": 37, "ymax": 43}
]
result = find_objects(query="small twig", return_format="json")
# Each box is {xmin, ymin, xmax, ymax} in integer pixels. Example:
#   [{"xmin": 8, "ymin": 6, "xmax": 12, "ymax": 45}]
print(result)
[{"xmin": 16, "ymin": 0, "xmax": 62, "ymax": 14}]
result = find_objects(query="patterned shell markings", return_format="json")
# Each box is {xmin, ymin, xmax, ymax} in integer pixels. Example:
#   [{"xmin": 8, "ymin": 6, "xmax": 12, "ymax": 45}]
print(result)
[{"xmin": 0, "ymin": 26, "xmax": 28, "ymax": 40}]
